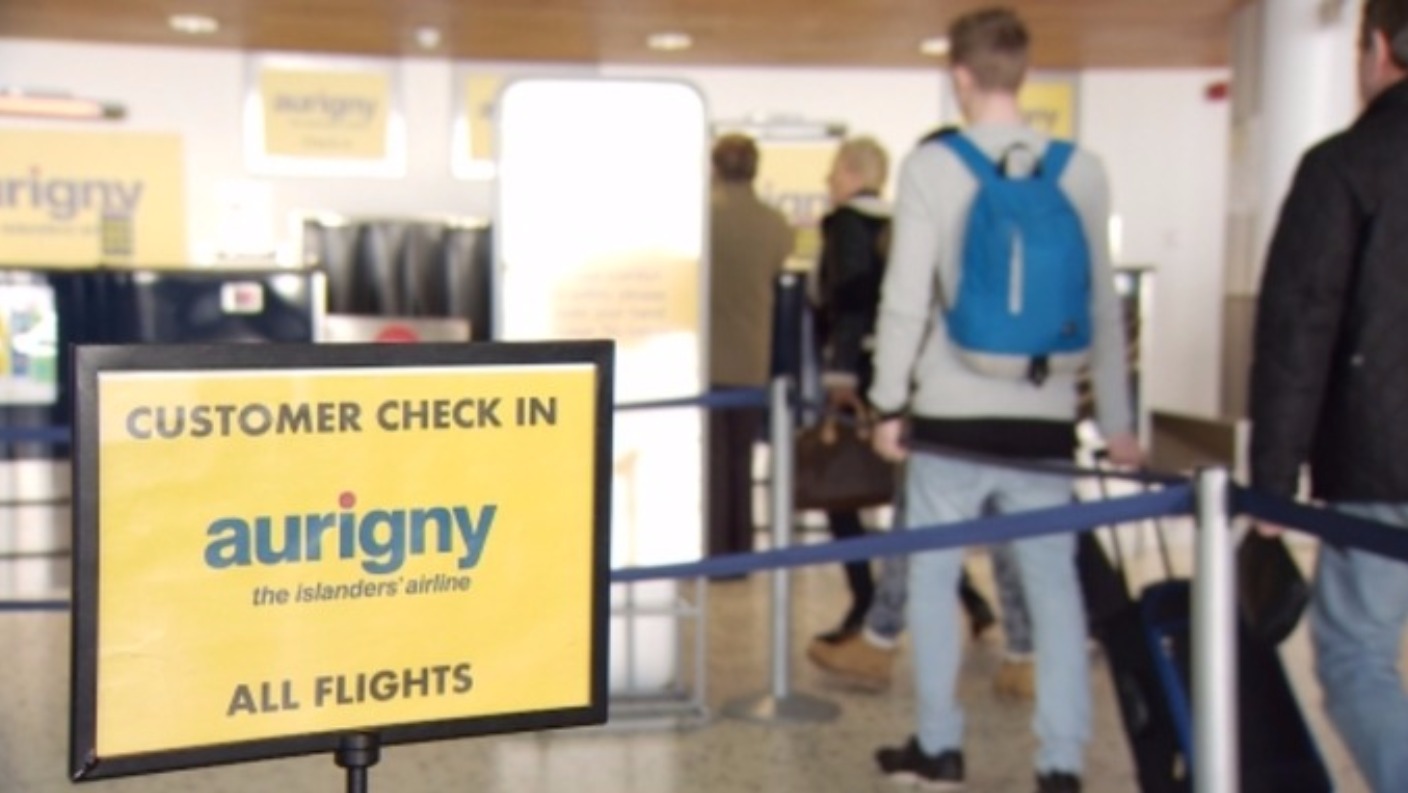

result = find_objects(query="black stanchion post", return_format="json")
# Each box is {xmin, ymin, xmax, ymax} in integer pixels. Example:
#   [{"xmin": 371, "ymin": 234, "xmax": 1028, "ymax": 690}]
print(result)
[{"xmin": 334, "ymin": 732, "xmax": 381, "ymax": 793}]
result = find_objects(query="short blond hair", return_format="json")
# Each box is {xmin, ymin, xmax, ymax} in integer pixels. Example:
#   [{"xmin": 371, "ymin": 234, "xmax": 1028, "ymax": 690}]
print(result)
[{"xmin": 835, "ymin": 137, "xmax": 890, "ymax": 193}]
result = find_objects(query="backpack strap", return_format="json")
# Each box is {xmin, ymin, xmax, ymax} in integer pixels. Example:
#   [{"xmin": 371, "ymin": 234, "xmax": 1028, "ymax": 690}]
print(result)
[
  {"xmin": 938, "ymin": 133, "xmax": 1001, "ymax": 187},
  {"xmin": 1040, "ymin": 140, "xmax": 1076, "ymax": 184}
]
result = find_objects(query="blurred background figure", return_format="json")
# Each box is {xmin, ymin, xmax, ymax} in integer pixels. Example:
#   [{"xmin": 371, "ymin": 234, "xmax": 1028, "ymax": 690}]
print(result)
[
  {"xmin": 706, "ymin": 134, "xmax": 794, "ymax": 563},
  {"xmin": 811, "ymin": 136, "xmax": 893, "ymax": 638}
]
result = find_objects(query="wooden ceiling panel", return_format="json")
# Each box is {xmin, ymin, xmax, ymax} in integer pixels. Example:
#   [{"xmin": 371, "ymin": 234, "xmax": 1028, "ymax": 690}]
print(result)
[{"xmin": 0, "ymin": 0, "xmax": 1236, "ymax": 68}]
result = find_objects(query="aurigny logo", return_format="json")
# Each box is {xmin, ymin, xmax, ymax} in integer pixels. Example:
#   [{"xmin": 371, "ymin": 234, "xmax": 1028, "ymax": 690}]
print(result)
[
  {"xmin": 0, "ymin": 167, "xmax": 145, "ymax": 221},
  {"xmin": 204, "ymin": 491, "xmax": 497, "ymax": 575},
  {"xmin": 272, "ymin": 92, "xmax": 378, "ymax": 125}
]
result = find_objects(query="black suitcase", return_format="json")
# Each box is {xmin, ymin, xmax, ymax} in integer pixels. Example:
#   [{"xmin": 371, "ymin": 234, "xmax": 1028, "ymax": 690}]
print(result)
[{"xmin": 1080, "ymin": 480, "xmax": 1332, "ymax": 793}]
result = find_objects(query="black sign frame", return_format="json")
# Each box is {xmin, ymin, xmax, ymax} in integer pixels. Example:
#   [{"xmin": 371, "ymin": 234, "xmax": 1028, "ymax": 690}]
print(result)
[{"xmin": 69, "ymin": 340, "xmax": 614, "ymax": 781}]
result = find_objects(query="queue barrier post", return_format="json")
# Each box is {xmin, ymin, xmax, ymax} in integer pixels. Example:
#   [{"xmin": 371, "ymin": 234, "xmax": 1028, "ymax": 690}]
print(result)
[
  {"xmin": 1193, "ymin": 467, "xmax": 1237, "ymax": 793},
  {"xmin": 722, "ymin": 374, "xmax": 839, "ymax": 724}
]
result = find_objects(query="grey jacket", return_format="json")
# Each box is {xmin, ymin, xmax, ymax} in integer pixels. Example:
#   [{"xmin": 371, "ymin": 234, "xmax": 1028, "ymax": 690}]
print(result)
[{"xmin": 869, "ymin": 124, "xmax": 1133, "ymax": 455}]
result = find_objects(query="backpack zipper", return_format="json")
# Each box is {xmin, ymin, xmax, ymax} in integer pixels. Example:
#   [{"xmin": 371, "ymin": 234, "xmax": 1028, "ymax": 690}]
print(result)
[{"xmin": 1009, "ymin": 226, "xmax": 1024, "ymax": 315}]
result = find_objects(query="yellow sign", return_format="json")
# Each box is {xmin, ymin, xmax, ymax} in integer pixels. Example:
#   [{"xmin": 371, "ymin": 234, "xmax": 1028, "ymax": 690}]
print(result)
[
  {"xmin": 0, "ymin": 130, "xmax": 187, "ymax": 267},
  {"xmin": 756, "ymin": 140, "xmax": 837, "ymax": 259},
  {"xmin": 1020, "ymin": 77, "xmax": 1078, "ymax": 139},
  {"xmin": 549, "ymin": 252, "xmax": 699, "ymax": 343},
  {"xmin": 465, "ymin": 74, "xmax": 504, "ymax": 163},
  {"xmin": 77, "ymin": 347, "xmax": 608, "ymax": 771},
  {"xmin": 259, "ymin": 68, "xmax": 393, "ymax": 160}
]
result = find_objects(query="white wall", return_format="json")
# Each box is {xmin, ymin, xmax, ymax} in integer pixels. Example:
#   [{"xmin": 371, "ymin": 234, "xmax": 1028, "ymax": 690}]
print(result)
[
  {"xmin": 0, "ymin": 39, "xmax": 556, "ymax": 262},
  {"xmin": 0, "ymin": 38, "xmax": 1230, "ymax": 417},
  {"xmin": 600, "ymin": 63, "xmax": 947, "ymax": 193},
  {"xmin": 1080, "ymin": 69, "xmax": 1231, "ymax": 418}
]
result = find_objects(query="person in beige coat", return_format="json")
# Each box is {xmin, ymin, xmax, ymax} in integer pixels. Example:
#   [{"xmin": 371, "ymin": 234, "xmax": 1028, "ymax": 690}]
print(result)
[{"xmin": 707, "ymin": 134, "xmax": 793, "ymax": 561}]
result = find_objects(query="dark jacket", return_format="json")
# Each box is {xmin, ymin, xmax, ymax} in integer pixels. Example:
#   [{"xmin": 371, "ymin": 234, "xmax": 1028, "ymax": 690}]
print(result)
[
  {"xmin": 1250, "ymin": 79, "xmax": 1408, "ymax": 501},
  {"xmin": 816, "ymin": 194, "xmax": 890, "ymax": 385}
]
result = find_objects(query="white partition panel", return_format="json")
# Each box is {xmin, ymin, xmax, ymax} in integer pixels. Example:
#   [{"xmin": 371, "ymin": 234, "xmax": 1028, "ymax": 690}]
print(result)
[{"xmin": 498, "ymin": 79, "xmax": 708, "ymax": 693}]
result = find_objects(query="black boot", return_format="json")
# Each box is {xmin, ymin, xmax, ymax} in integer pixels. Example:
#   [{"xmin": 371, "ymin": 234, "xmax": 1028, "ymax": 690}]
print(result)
[
  {"xmin": 817, "ymin": 511, "xmax": 875, "ymax": 644},
  {"xmin": 815, "ymin": 561, "xmax": 874, "ymax": 644}
]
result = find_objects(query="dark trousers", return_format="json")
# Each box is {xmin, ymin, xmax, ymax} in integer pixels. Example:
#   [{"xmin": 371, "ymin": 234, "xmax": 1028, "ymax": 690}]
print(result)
[
  {"xmin": 826, "ymin": 508, "xmax": 876, "ymax": 627},
  {"xmin": 707, "ymin": 400, "xmax": 763, "ymax": 558}
]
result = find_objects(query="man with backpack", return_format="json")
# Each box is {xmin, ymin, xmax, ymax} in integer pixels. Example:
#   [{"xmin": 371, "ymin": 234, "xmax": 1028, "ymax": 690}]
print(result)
[{"xmin": 865, "ymin": 8, "xmax": 1140, "ymax": 792}]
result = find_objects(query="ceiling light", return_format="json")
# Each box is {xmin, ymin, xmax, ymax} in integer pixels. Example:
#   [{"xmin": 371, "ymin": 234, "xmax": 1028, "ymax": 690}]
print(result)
[
  {"xmin": 647, "ymin": 32, "xmax": 693, "ymax": 52},
  {"xmin": 414, "ymin": 26, "xmax": 443, "ymax": 50},
  {"xmin": 0, "ymin": 90, "xmax": 125, "ymax": 121},
  {"xmin": 169, "ymin": 13, "xmax": 219, "ymax": 35},
  {"xmin": 919, "ymin": 36, "xmax": 951, "ymax": 57}
]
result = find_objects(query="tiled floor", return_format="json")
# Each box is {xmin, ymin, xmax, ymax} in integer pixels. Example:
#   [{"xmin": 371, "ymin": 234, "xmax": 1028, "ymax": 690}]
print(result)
[{"xmin": 0, "ymin": 509, "xmax": 1373, "ymax": 791}]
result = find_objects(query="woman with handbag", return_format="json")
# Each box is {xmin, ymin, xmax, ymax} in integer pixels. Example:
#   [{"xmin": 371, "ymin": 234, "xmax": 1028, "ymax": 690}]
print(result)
[
  {"xmin": 811, "ymin": 138, "xmax": 1003, "ymax": 645},
  {"xmin": 809, "ymin": 136, "xmax": 895, "ymax": 640}
]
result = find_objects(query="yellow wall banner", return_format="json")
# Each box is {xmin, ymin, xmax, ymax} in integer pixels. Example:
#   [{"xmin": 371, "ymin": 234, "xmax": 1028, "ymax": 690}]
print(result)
[
  {"xmin": 0, "ymin": 130, "xmax": 187, "ymax": 267},
  {"xmin": 260, "ymin": 68, "xmax": 392, "ymax": 159},
  {"xmin": 756, "ymin": 140, "xmax": 836, "ymax": 261},
  {"xmin": 452, "ymin": 72, "xmax": 504, "ymax": 180},
  {"xmin": 466, "ymin": 75, "xmax": 503, "ymax": 162},
  {"xmin": 1019, "ymin": 76, "xmax": 1079, "ymax": 140},
  {"xmin": 70, "ymin": 342, "xmax": 612, "ymax": 780}
]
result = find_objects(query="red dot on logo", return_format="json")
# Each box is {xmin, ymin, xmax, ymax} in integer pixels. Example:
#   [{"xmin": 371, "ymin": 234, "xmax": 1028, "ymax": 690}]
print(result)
[{"xmin": 339, "ymin": 492, "xmax": 356, "ymax": 510}]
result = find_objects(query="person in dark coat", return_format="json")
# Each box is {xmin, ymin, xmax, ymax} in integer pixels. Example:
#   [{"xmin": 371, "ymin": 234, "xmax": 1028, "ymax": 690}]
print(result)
[
  {"xmin": 1250, "ymin": 3, "xmax": 1408, "ymax": 790},
  {"xmin": 810, "ymin": 136, "xmax": 894, "ymax": 639},
  {"xmin": 707, "ymin": 134, "xmax": 794, "ymax": 561}
]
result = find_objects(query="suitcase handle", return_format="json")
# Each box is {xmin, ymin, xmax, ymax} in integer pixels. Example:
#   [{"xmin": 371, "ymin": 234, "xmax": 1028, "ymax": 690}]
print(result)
[{"xmin": 1093, "ymin": 448, "xmax": 1177, "ymax": 583}]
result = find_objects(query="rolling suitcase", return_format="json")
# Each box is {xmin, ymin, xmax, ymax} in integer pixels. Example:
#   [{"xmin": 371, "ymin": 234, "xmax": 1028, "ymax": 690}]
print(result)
[{"xmin": 1083, "ymin": 475, "xmax": 1332, "ymax": 793}]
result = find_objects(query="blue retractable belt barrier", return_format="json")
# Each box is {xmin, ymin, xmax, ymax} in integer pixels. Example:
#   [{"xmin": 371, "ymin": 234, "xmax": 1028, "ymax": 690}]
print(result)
[
  {"xmin": 613, "ymin": 484, "xmax": 1195, "ymax": 583},
  {"xmin": 1235, "ymin": 487, "xmax": 1408, "ymax": 566},
  {"xmin": 0, "ymin": 600, "xmax": 68, "ymax": 612},
  {"xmin": 0, "ymin": 486, "xmax": 1195, "ymax": 610},
  {"xmin": 0, "ymin": 426, "xmax": 71, "ymax": 445},
  {"xmin": 616, "ymin": 388, "xmax": 769, "ymax": 412}
]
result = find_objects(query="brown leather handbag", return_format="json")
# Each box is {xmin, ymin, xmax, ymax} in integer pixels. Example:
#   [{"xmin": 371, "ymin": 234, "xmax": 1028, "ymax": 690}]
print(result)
[{"xmin": 793, "ymin": 418, "xmax": 897, "ymax": 511}]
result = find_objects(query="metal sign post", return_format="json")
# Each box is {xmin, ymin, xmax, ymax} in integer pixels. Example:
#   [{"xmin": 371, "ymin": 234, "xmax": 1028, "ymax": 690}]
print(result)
[{"xmin": 335, "ymin": 733, "xmax": 380, "ymax": 793}]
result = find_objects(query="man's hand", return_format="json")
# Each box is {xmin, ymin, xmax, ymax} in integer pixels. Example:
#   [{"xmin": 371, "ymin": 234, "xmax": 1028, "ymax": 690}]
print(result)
[
  {"xmin": 826, "ymin": 383, "xmax": 867, "ymax": 417},
  {"xmin": 1104, "ymin": 432, "xmax": 1144, "ymax": 468},
  {"xmin": 1254, "ymin": 522, "xmax": 1289, "ymax": 539},
  {"xmin": 872, "ymin": 418, "xmax": 908, "ymax": 463}
]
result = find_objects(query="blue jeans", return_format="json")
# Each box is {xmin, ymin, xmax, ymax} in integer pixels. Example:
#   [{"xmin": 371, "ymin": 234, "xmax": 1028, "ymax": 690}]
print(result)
[
  {"xmin": 866, "ymin": 473, "xmax": 1034, "ymax": 655},
  {"xmin": 1311, "ymin": 502, "xmax": 1408, "ymax": 793},
  {"xmin": 906, "ymin": 454, "xmax": 1089, "ymax": 773}
]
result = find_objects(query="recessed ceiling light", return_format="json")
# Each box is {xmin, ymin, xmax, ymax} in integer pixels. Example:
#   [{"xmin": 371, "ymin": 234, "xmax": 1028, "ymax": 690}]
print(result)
[
  {"xmin": 414, "ymin": 26, "xmax": 442, "ymax": 50},
  {"xmin": 647, "ymin": 32, "xmax": 693, "ymax": 52},
  {"xmin": 168, "ymin": 13, "xmax": 220, "ymax": 35},
  {"xmin": 919, "ymin": 36, "xmax": 951, "ymax": 57}
]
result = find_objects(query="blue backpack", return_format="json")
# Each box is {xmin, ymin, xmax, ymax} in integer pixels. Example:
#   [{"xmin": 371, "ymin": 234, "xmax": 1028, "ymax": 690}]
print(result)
[{"xmin": 939, "ymin": 133, "xmax": 1093, "ymax": 385}]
